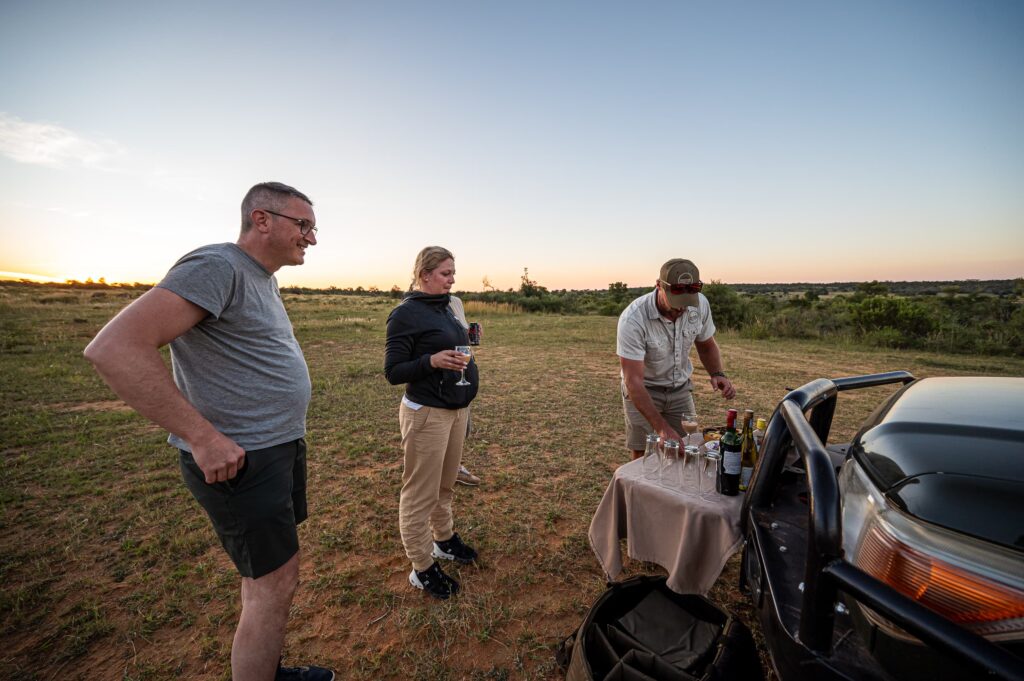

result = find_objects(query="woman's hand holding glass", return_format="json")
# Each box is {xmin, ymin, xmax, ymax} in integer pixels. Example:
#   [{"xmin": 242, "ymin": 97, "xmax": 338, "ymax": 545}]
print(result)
[
  {"xmin": 430, "ymin": 349, "xmax": 471, "ymax": 372},
  {"xmin": 454, "ymin": 345, "xmax": 472, "ymax": 386}
]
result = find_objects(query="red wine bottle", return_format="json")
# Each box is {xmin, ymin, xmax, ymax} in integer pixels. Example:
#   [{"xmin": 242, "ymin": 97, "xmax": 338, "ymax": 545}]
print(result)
[{"xmin": 717, "ymin": 408, "xmax": 741, "ymax": 496}]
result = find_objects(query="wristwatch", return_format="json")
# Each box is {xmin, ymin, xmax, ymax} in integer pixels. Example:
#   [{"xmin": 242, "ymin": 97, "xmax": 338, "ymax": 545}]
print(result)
[{"xmin": 710, "ymin": 371, "xmax": 727, "ymax": 378}]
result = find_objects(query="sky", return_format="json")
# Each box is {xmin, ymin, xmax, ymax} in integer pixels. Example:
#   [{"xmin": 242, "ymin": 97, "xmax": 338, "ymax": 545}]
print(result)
[{"xmin": 1, "ymin": 1, "xmax": 1022, "ymax": 291}]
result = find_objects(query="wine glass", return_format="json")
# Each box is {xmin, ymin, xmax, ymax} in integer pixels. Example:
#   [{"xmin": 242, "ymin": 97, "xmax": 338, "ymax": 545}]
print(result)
[
  {"xmin": 455, "ymin": 345, "xmax": 472, "ymax": 386},
  {"xmin": 701, "ymin": 450, "xmax": 721, "ymax": 497},
  {"xmin": 682, "ymin": 418, "xmax": 703, "ymax": 449},
  {"xmin": 642, "ymin": 433, "xmax": 661, "ymax": 480},
  {"xmin": 681, "ymin": 445, "xmax": 701, "ymax": 493},
  {"xmin": 660, "ymin": 439, "xmax": 681, "ymax": 487}
]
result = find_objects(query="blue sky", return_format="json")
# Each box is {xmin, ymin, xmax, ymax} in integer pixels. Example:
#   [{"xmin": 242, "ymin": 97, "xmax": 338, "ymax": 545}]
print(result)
[{"xmin": 1, "ymin": 1, "xmax": 1022, "ymax": 290}]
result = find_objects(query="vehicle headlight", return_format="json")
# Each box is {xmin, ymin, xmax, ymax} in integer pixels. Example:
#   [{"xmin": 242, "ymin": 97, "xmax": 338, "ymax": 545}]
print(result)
[{"xmin": 839, "ymin": 460, "xmax": 1024, "ymax": 639}]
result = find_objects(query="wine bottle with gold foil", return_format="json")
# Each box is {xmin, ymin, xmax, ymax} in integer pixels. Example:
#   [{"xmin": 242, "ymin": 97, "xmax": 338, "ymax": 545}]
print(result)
[{"xmin": 739, "ymin": 409, "xmax": 757, "ymax": 491}]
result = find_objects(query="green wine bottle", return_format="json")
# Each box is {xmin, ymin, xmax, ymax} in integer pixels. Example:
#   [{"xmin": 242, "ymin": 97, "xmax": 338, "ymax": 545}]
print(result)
[
  {"xmin": 739, "ymin": 409, "xmax": 756, "ymax": 491},
  {"xmin": 717, "ymin": 408, "xmax": 741, "ymax": 496}
]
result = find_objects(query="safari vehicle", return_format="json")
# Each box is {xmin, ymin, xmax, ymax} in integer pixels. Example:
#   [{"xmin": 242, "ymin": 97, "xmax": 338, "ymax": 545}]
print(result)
[{"xmin": 740, "ymin": 372, "xmax": 1024, "ymax": 681}]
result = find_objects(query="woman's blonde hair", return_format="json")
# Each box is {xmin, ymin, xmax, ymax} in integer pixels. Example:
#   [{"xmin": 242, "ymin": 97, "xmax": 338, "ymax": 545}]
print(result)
[{"xmin": 410, "ymin": 246, "xmax": 455, "ymax": 291}]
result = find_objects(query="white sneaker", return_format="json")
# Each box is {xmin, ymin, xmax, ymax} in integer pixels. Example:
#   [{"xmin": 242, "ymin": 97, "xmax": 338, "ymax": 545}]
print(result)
[{"xmin": 456, "ymin": 465, "xmax": 481, "ymax": 486}]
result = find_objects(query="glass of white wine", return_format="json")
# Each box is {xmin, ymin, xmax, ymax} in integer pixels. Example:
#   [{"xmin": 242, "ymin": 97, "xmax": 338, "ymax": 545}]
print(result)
[{"xmin": 455, "ymin": 345, "xmax": 472, "ymax": 386}]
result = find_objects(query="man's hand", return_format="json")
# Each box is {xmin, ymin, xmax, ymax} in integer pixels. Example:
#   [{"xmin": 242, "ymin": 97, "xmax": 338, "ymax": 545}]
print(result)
[
  {"xmin": 694, "ymin": 337, "xmax": 735, "ymax": 400},
  {"xmin": 191, "ymin": 430, "xmax": 247, "ymax": 484},
  {"xmin": 710, "ymin": 374, "xmax": 736, "ymax": 400},
  {"xmin": 658, "ymin": 425, "xmax": 684, "ymax": 445}
]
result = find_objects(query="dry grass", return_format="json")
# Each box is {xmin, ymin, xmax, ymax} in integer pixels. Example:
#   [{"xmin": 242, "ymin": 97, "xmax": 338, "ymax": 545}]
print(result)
[
  {"xmin": 463, "ymin": 300, "xmax": 524, "ymax": 315},
  {"xmin": 3, "ymin": 287, "xmax": 1024, "ymax": 679}
]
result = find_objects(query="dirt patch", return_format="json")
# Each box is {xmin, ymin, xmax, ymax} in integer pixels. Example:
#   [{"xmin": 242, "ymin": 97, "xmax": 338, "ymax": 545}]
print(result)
[{"xmin": 51, "ymin": 400, "xmax": 134, "ymax": 413}]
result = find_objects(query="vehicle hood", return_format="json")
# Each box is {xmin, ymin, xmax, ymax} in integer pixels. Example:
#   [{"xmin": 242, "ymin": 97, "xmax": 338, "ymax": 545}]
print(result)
[{"xmin": 850, "ymin": 376, "xmax": 1024, "ymax": 551}]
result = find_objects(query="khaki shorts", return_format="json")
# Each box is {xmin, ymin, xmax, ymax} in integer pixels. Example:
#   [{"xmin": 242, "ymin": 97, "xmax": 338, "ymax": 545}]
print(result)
[{"xmin": 621, "ymin": 381, "xmax": 696, "ymax": 451}]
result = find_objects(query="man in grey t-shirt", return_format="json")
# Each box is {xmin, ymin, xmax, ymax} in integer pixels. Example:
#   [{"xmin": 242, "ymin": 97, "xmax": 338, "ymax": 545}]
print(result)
[
  {"xmin": 85, "ymin": 182, "xmax": 334, "ymax": 680},
  {"xmin": 616, "ymin": 259, "xmax": 736, "ymax": 460}
]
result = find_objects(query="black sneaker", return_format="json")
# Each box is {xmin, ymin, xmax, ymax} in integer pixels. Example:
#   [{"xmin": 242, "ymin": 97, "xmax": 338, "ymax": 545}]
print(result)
[
  {"xmin": 409, "ymin": 561, "xmax": 460, "ymax": 599},
  {"xmin": 276, "ymin": 664, "xmax": 336, "ymax": 681},
  {"xmin": 432, "ymin": 532, "xmax": 478, "ymax": 564}
]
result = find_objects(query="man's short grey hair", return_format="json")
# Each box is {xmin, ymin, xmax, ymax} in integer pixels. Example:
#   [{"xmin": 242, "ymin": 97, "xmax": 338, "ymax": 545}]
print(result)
[{"xmin": 240, "ymin": 182, "xmax": 313, "ymax": 232}]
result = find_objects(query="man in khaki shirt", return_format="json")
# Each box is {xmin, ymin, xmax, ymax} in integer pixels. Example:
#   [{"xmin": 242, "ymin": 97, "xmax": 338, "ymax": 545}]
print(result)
[{"xmin": 616, "ymin": 259, "xmax": 736, "ymax": 459}]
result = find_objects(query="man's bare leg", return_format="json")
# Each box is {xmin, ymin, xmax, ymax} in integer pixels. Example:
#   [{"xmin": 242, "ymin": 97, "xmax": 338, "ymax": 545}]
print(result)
[{"xmin": 232, "ymin": 553, "xmax": 299, "ymax": 680}]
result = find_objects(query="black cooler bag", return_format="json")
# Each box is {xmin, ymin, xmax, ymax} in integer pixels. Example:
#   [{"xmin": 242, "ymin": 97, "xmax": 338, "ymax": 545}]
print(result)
[{"xmin": 558, "ymin": 576, "xmax": 763, "ymax": 681}]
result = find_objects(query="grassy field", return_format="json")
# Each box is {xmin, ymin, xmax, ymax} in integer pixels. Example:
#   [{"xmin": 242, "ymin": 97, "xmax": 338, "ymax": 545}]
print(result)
[{"xmin": 3, "ymin": 286, "xmax": 1024, "ymax": 680}]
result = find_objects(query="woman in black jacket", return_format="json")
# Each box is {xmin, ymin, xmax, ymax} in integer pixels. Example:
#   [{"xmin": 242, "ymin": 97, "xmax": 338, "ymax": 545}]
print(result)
[{"xmin": 384, "ymin": 246, "xmax": 479, "ymax": 599}]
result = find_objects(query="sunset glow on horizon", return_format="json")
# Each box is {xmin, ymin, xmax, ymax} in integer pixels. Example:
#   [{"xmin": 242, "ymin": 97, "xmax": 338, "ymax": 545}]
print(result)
[{"xmin": 2, "ymin": 2, "xmax": 1022, "ymax": 291}]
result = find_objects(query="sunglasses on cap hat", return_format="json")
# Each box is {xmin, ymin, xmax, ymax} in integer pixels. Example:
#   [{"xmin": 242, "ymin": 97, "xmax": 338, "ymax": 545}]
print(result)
[{"xmin": 660, "ymin": 279, "xmax": 703, "ymax": 295}]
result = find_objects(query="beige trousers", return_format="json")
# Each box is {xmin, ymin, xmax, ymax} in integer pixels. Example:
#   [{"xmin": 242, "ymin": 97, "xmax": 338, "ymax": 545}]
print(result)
[{"xmin": 398, "ymin": 403, "xmax": 469, "ymax": 571}]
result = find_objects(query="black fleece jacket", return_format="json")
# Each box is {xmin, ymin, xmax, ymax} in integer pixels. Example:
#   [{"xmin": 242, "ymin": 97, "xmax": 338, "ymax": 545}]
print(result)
[{"xmin": 384, "ymin": 292, "xmax": 479, "ymax": 409}]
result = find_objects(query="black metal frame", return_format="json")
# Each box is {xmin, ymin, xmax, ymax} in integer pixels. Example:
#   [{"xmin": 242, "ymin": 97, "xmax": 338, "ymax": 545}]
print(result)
[{"xmin": 743, "ymin": 371, "xmax": 1024, "ymax": 680}]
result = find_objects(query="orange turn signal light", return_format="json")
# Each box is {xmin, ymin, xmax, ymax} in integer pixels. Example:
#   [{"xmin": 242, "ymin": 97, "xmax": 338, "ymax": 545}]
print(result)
[{"xmin": 858, "ymin": 524, "xmax": 1024, "ymax": 635}]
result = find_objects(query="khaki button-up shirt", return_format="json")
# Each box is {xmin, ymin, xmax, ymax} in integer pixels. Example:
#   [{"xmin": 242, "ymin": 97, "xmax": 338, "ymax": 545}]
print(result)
[{"xmin": 616, "ymin": 290, "xmax": 716, "ymax": 389}]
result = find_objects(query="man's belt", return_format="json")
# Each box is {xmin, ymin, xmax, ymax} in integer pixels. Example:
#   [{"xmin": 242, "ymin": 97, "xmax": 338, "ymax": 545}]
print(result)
[{"xmin": 644, "ymin": 383, "xmax": 689, "ymax": 393}]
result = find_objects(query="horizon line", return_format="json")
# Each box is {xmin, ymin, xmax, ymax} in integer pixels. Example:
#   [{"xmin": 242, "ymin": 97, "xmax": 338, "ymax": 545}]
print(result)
[{"xmin": 2, "ymin": 272, "xmax": 1020, "ymax": 291}]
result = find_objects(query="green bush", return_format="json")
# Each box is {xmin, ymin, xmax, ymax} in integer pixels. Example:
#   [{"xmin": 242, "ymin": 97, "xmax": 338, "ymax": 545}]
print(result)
[
  {"xmin": 863, "ymin": 327, "xmax": 911, "ymax": 348},
  {"xmin": 703, "ymin": 282, "xmax": 752, "ymax": 330},
  {"xmin": 739, "ymin": 317, "xmax": 774, "ymax": 340},
  {"xmin": 772, "ymin": 307, "xmax": 828, "ymax": 339},
  {"xmin": 850, "ymin": 296, "xmax": 937, "ymax": 338}
]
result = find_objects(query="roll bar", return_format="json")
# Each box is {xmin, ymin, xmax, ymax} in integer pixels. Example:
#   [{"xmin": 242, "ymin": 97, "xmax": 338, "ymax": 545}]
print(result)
[{"xmin": 743, "ymin": 371, "xmax": 1024, "ymax": 679}]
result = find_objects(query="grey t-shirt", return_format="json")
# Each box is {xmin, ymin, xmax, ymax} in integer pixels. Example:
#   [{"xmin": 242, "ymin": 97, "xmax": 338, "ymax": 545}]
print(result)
[{"xmin": 157, "ymin": 243, "xmax": 311, "ymax": 452}]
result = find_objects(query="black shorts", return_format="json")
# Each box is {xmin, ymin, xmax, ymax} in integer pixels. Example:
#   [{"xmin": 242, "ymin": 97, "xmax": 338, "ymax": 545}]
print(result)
[{"xmin": 180, "ymin": 438, "xmax": 308, "ymax": 579}]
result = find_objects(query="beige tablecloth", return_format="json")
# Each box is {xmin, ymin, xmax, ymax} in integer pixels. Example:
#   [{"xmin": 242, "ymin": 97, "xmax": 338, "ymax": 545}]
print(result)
[{"xmin": 589, "ymin": 458, "xmax": 744, "ymax": 595}]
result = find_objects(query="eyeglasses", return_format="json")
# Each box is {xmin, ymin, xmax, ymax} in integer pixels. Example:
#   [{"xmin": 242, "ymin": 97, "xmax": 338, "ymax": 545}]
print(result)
[
  {"xmin": 263, "ymin": 209, "xmax": 317, "ymax": 237},
  {"xmin": 660, "ymin": 279, "xmax": 703, "ymax": 295}
]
